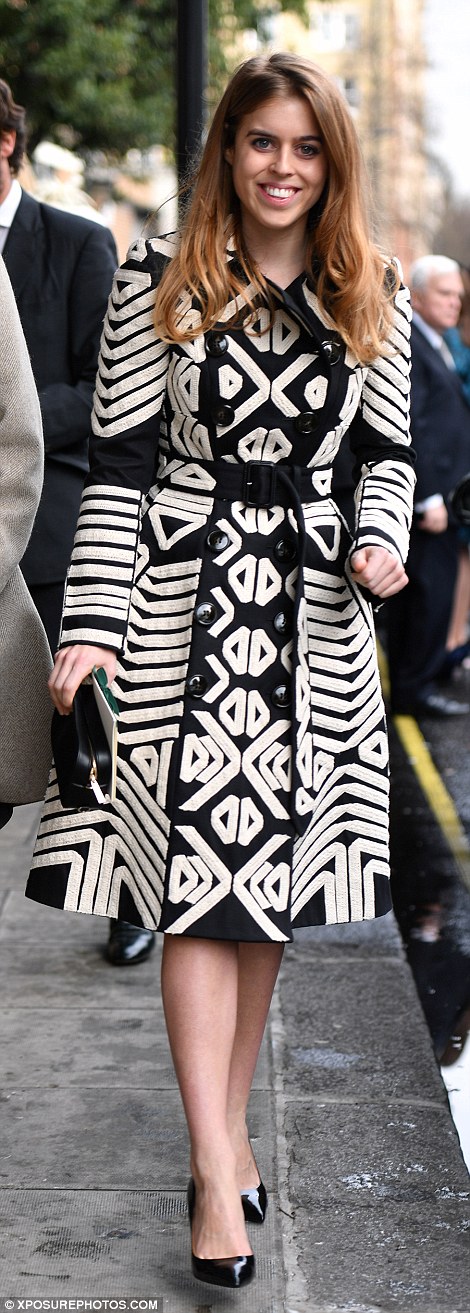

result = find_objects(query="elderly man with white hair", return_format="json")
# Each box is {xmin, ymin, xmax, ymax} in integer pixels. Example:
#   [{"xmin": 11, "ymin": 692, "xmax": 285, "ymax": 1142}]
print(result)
[{"xmin": 387, "ymin": 254, "xmax": 470, "ymax": 717}]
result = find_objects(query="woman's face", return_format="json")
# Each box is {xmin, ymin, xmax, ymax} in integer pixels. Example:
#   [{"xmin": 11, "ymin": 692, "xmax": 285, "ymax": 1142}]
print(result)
[{"xmin": 225, "ymin": 94, "xmax": 328, "ymax": 247}]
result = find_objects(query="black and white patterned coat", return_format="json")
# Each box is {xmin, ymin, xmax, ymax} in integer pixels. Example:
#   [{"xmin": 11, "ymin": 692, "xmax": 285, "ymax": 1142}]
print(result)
[{"xmin": 27, "ymin": 234, "xmax": 415, "ymax": 941}]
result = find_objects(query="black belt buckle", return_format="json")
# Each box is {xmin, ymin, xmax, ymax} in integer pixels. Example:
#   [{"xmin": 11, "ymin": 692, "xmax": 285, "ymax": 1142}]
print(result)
[{"xmin": 244, "ymin": 461, "xmax": 277, "ymax": 507}]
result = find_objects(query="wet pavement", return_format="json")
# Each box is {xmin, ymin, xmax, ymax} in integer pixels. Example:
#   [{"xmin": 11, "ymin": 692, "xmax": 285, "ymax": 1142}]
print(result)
[
  {"xmin": 389, "ymin": 661, "xmax": 470, "ymax": 1172},
  {"xmin": 1, "ymin": 685, "xmax": 470, "ymax": 1310}
]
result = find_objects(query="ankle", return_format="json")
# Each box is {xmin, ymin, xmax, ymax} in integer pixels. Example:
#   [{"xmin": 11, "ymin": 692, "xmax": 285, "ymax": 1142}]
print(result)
[
  {"xmin": 228, "ymin": 1125, "xmax": 261, "ymax": 1188},
  {"xmin": 190, "ymin": 1145, "xmax": 238, "ymax": 1190}
]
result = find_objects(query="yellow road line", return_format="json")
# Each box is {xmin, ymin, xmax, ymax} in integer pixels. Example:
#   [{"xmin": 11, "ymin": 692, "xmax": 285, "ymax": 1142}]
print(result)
[{"xmin": 393, "ymin": 713, "xmax": 470, "ymax": 894}]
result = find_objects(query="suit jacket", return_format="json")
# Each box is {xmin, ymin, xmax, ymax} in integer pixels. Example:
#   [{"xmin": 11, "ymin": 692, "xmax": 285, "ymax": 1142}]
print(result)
[
  {"xmin": 3, "ymin": 190, "xmax": 117, "ymax": 584},
  {"xmin": 410, "ymin": 320, "xmax": 470, "ymax": 506},
  {"xmin": 0, "ymin": 255, "xmax": 53, "ymax": 804}
]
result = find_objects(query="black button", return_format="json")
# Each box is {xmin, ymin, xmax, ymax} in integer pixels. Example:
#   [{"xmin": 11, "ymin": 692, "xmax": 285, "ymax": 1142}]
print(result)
[
  {"xmin": 186, "ymin": 675, "xmax": 207, "ymax": 698},
  {"xmin": 274, "ymin": 538, "xmax": 298, "ymax": 564},
  {"xmin": 273, "ymin": 611, "xmax": 291, "ymax": 635},
  {"xmin": 195, "ymin": 602, "xmax": 217, "ymax": 626},
  {"xmin": 212, "ymin": 403, "xmax": 235, "ymax": 426},
  {"xmin": 271, "ymin": 683, "xmax": 291, "ymax": 708},
  {"xmin": 294, "ymin": 411, "xmax": 318, "ymax": 435},
  {"xmin": 207, "ymin": 529, "xmax": 230, "ymax": 553},
  {"xmin": 321, "ymin": 339, "xmax": 341, "ymax": 365},
  {"xmin": 206, "ymin": 331, "xmax": 229, "ymax": 357}
]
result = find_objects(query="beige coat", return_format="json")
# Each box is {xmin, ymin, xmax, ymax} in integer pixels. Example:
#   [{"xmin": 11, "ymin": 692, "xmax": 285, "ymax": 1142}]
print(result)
[{"xmin": 0, "ymin": 255, "xmax": 52, "ymax": 804}]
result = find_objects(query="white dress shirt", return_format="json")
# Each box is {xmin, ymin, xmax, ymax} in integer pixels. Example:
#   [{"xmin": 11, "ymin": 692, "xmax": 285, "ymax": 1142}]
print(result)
[{"xmin": 0, "ymin": 178, "xmax": 22, "ymax": 254}]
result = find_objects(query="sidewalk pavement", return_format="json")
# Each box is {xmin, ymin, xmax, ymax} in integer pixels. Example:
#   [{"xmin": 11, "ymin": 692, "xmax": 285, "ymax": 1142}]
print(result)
[{"xmin": 0, "ymin": 805, "xmax": 469, "ymax": 1313}]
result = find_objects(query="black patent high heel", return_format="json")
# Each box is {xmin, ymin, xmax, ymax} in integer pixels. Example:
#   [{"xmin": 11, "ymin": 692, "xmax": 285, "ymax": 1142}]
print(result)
[
  {"xmin": 241, "ymin": 1180, "xmax": 268, "ymax": 1224},
  {"xmin": 187, "ymin": 1179, "xmax": 255, "ymax": 1290}
]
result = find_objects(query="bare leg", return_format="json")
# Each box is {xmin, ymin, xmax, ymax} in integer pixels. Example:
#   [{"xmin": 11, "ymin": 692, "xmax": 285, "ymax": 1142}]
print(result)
[
  {"xmin": 161, "ymin": 934, "xmax": 284, "ymax": 1258},
  {"xmin": 228, "ymin": 942, "xmax": 284, "ymax": 1189}
]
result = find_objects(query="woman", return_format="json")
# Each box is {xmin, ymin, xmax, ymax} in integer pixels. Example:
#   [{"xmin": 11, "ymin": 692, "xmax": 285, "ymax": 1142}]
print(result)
[
  {"xmin": 26, "ymin": 53, "xmax": 415, "ymax": 1289},
  {"xmin": 0, "ymin": 254, "xmax": 52, "ymax": 829}
]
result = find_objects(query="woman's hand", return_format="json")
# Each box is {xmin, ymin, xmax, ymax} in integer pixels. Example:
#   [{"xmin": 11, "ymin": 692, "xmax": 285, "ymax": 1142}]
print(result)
[
  {"xmin": 350, "ymin": 546, "xmax": 408, "ymax": 598},
  {"xmin": 48, "ymin": 645, "xmax": 118, "ymax": 715},
  {"xmin": 417, "ymin": 504, "xmax": 448, "ymax": 534}
]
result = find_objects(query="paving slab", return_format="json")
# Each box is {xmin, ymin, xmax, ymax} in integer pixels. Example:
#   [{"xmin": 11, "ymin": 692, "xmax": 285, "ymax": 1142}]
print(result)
[
  {"xmin": 0, "ymin": 1189, "xmax": 285, "ymax": 1311},
  {"xmin": 0, "ymin": 1008, "xmax": 270, "ymax": 1091},
  {"xmin": 278, "ymin": 1099, "xmax": 470, "ymax": 1313},
  {"xmin": 0, "ymin": 941, "xmax": 161, "ymax": 1008},
  {"xmin": 0, "ymin": 888, "xmax": 107, "ymax": 943},
  {"xmin": 274, "ymin": 921, "xmax": 470, "ymax": 1313},
  {"xmin": 280, "ymin": 954, "xmax": 445, "ymax": 1102},
  {"xmin": 0, "ymin": 1087, "xmax": 275, "ymax": 1191}
]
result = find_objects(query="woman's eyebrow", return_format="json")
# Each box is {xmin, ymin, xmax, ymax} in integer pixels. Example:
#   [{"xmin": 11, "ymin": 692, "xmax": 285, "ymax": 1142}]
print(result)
[{"xmin": 246, "ymin": 129, "xmax": 322, "ymax": 141}]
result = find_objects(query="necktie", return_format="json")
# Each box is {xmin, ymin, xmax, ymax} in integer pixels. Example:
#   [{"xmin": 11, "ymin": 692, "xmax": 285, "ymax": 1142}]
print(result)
[{"xmin": 438, "ymin": 338, "xmax": 457, "ymax": 370}]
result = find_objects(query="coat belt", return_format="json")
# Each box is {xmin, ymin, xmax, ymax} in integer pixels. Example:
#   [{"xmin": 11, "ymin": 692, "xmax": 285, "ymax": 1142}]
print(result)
[{"xmin": 155, "ymin": 460, "xmax": 334, "ymax": 836}]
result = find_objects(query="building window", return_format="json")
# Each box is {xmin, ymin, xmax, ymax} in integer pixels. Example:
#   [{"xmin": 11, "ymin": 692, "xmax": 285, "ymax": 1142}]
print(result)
[
  {"xmin": 312, "ymin": 6, "xmax": 342, "ymax": 50},
  {"xmin": 311, "ymin": 6, "xmax": 360, "ymax": 52},
  {"xmin": 343, "ymin": 77, "xmax": 361, "ymax": 108},
  {"xmin": 345, "ymin": 13, "xmax": 360, "ymax": 50}
]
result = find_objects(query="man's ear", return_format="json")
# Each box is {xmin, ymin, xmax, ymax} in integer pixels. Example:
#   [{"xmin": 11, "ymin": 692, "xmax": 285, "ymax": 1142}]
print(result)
[{"xmin": 0, "ymin": 129, "xmax": 16, "ymax": 160}]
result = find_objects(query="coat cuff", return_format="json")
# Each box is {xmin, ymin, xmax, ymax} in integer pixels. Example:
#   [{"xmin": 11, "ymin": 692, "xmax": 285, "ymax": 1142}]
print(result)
[
  {"xmin": 351, "ymin": 458, "xmax": 416, "ymax": 566},
  {"xmin": 58, "ymin": 483, "xmax": 142, "ymax": 651}
]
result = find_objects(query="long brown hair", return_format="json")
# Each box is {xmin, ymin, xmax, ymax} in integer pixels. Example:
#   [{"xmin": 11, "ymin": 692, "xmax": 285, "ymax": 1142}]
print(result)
[{"xmin": 154, "ymin": 52, "xmax": 398, "ymax": 363}]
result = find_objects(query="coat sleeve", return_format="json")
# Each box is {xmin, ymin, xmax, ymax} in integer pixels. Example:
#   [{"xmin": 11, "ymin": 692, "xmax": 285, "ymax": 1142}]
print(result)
[
  {"xmin": 58, "ymin": 237, "xmax": 172, "ymax": 651},
  {"xmin": 347, "ymin": 273, "xmax": 416, "ymax": 566},
  {"xmin": 39, "ymin": 224, "xmax": 118, "ymax": 453},
  {"xmin": 0, "ymin": 255, "xmax": 44, "ymax": 594}
]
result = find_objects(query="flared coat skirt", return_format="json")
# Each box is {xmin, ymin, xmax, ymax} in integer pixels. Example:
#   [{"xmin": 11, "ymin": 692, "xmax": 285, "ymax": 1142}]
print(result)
[{"xmin": 27, "ymin": 474, "xmax": 392, "ymax": 942}]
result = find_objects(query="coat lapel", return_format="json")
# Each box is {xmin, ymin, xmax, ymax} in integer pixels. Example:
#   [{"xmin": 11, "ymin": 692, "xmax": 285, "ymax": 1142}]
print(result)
[{"xmin": 3, "ymin": 190, "xmax": 42, "ymax": 301}]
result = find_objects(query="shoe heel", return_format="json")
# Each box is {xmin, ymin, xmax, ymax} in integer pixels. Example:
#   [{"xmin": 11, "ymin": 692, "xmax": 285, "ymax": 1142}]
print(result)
[{"xmin": 241, "ymin": 1180, "xmax": 267, "ymax": 1224}]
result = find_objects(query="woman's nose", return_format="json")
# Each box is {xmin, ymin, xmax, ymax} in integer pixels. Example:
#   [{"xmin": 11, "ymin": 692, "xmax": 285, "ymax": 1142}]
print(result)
[{"xmin": 270, "ymin": 146, "xmax": 293, "ymax": 174}]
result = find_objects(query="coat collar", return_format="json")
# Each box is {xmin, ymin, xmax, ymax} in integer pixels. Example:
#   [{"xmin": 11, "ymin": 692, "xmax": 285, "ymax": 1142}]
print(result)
[{"xmin": 224, "ymin": 235, "xmax": 343, "ymax": 365}]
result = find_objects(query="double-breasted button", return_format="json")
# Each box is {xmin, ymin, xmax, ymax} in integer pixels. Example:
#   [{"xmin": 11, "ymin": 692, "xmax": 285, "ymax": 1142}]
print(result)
[
  {"xmin": 186, "ymin": 674, "xmax": 207, "ymax": 698},
  {"xmin": 271, "ymin": 683, "xmax": 291, "ymax": 708},
  {"xmin": 212, "ymin": 403, "xmax": 235, "ymax": 426},
  {"xmin": 321, "ymin": 339, "xmax": 341, "ymax": 365},
  {"xmin": 206, "ymin": 331, "xmax": 229, "ymax": 357},
  {"xmin": 207, "ymin": 529, "xmax": 230, "ymax": 553},
  {"xmin": 195, "ymin": 601, "xmax": 217, "ymax": 626},
  {"xmin": 274, "ymin": 538, "xmax": 298, "ymax": 564},
  {"xmin": 273, "ymin": 610, "xmax": 291, "ymax": 636},
  {"xmin": 294, "ymin": 411, "xmax": 318, "ymax": 435}
]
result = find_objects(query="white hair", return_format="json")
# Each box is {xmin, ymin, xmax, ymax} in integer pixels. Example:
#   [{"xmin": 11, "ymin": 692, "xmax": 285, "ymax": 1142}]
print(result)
[{"xmin": 410, "ymin": 255, "xmax": 461, "ymax": 291}]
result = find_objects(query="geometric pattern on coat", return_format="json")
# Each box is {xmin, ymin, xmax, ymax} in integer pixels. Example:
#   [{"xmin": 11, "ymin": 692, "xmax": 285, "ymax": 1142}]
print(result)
[{"xmin": 26, "ymin": 235, "xmax": 415, "ymax": 939}]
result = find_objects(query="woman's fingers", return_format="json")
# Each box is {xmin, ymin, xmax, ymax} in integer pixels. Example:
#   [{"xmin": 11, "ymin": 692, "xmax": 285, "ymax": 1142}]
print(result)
[
  {"xmin": 48, "ymin": 645, "xmax": 118, "ymax": 714},
  {"xmin": 350, "ymin": 547, "xmax": 408, "ymax": 597},
  {"xmin": 372, "ymin": 571, "xmax": 408, "ymax": 598}
]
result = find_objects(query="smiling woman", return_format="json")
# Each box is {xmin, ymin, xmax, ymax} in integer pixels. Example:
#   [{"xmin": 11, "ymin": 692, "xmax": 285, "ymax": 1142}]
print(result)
[{"xmin": 25, "ymin": 51, "xmax": 416, "ymax": 1295}]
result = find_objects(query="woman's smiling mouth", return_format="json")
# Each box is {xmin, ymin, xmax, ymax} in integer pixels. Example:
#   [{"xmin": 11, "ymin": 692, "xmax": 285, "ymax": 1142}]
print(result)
[{"xmin": 258, "ymin": 185, "xmax": 299, "ymax": 200}]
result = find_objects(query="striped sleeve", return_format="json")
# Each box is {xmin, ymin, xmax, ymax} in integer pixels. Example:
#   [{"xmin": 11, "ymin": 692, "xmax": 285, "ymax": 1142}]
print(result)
[
  {"xmin": 350, "ymin": 273, "xmax": 416, "ymax": 565},
  {"xmin": 59, "ymin": 236, "xmax": 174, "ymax": 650}
]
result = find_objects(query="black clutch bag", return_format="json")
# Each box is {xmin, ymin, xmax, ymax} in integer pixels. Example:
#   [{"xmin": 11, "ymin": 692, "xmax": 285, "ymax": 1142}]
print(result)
[{"xmin": 51, "ymin": 683, "xmax": 112, "ymax": 809}]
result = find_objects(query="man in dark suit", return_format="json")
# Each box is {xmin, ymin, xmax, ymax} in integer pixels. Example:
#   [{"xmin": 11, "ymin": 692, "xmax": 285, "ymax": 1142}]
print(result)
[
  {"xmin": 0, "ymin": 79, "xmax": 155, "ymax": 964},
  {"xmin": 387, "ymin": 255, "xmax": 470, "ymax": 717},
  {"xmin": 0, "ymin": 79, "xmax": 118, "ymax": 649}
]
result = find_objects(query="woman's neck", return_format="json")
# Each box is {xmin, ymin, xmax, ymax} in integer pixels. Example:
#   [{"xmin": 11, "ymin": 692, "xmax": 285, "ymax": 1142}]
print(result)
[{"xmin": 241, "ymin": 217, "xmax": 308, "ymax": 289}]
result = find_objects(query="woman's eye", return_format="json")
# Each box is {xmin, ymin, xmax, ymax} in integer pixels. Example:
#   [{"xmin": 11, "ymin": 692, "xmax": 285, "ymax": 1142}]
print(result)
[
  {"xmin": 298, "ymin": 143, "xmax": 321, "ymax": 157},
  {"xmin": 252, "ymin": 137, "xmax": 272, "ymax": 151}
]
